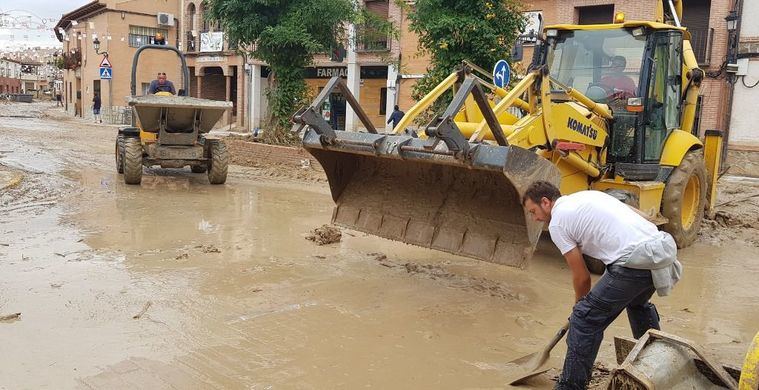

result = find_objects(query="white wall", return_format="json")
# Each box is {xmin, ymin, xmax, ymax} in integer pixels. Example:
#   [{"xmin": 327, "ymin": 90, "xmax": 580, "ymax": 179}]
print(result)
[
  {"xmin": 728, "ymin": 0, "xmax": 759, "ymax": 146},
  {"xmin": 741, "ymin": 0, "xmax": 759, "ymax": 37},
  {"xmin": 729, "ymin": 59, "xmax": 759, "ymax": 146}
]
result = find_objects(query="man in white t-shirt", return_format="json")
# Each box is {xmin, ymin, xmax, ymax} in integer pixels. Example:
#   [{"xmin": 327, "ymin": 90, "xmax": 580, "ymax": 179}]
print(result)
[{"xmin": 521, "ymin": 181, "xmax": 682, "ymax": 390}]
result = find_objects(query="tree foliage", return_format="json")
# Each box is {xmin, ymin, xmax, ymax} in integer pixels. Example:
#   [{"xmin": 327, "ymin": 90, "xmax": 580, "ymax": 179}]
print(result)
[
  {"xmin": 205, "ymin": 0, "xmax": 395, "ymax": 144},
  {"xmin": 407, "ymin": 0, "xmax": 525, "ymax": 100}
]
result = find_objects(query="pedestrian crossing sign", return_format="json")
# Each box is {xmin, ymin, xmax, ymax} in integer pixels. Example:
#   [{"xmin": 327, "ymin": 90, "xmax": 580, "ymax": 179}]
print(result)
[{"xmin": 99, "ymin": 67, "xmax": 112, "ymax": 80}]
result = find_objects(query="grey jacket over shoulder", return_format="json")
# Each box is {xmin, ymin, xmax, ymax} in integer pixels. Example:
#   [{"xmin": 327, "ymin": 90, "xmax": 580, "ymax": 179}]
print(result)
[{"xmin": 615, "ymin": 231, "xmax": 682, "ymax": 297}]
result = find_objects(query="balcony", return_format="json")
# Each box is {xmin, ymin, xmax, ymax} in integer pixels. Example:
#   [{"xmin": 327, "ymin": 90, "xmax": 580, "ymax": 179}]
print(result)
[
  {"xmin": 62, "ymin": 49, "xmax": 81, "ymax": 70},
  {"xmin": 689, "ymin": 27, "xmax": 713, "ymax": 66},
  {"xmin": 355, "ymin": 26, "xmax": 390, "ymax": 52}
]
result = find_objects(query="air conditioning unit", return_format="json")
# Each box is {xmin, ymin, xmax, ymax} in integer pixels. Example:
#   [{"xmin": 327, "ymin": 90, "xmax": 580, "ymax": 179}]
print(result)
[{"xmin": 157, "ymin": 13, "xmax": 175, "ymax": 27}]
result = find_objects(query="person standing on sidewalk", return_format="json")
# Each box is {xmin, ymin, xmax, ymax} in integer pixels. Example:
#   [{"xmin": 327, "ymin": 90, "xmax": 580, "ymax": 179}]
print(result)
[
  {"xmin": 387, "ymin": 105, "xmax": 405, "ymax": 130},
  {"xmin": 521, "ymin": 181, "xmax": 682, "ymax": 390},
  {"xmin": 92, "ymin": 92, "xmax": 102, "ymax": 123}
]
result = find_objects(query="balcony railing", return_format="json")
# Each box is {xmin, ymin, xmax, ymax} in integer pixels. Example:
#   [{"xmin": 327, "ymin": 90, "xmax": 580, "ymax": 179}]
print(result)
[
  {"xmin": 355, "ymin": 26, "xmax": 390, "ymax": 52},
  {"xmin": 186, "ymin": 31, "xmax": 197, "ymax": 52},
  {"xmin": 689, "ymin": 27, "xmax": 713, "ymax": 66},
  {"xmin": 62, "ymin": 49, "xmax": 81, "ymax": 70}
]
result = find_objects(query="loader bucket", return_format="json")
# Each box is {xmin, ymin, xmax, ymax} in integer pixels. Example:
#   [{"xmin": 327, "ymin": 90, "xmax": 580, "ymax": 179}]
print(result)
[
  {"xmin": 302, "ymin": 131, "xmax": 560, "ymax": 267},
  {"xmin": 294, "ymin": 75, "xmax": 560, "ymax": 267}
]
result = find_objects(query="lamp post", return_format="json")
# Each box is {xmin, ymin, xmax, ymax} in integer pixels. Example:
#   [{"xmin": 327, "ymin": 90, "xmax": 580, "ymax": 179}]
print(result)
[
  {"xmin": 93, "ymin": 37, "xmax": 108, "ymax": 57},
  {"xmin": 92, "ymin": 37, "xmax": 112, "ymax": 119}
]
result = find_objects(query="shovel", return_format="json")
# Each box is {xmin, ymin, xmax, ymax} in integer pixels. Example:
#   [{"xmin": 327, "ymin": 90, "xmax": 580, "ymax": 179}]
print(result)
[{"xmin": 507, "ymin": 321, "xmax": 570, "ymax": 386}]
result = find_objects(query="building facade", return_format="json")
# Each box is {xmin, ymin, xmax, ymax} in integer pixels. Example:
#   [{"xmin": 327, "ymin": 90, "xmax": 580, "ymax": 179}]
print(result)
[
  {"xmin": 180, "ymin": 0, "xmax": 247, "ymax": 128},
  {"xmin": 246, "ymin": 0, "xmax": 428, "ymax": 133},
  {"xmin": 55, "ymin": 0, "xmax": 180, "ymax": 122},
  {"xmin": 0, "ymin": 58, "xmax": 22, "ymax": 94}
]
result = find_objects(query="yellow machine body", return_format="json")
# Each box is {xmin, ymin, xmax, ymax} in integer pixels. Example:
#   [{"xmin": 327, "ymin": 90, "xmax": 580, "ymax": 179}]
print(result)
[{"xmin": 294, "ymin": 7, "xmax": 722, "ymax": 266}]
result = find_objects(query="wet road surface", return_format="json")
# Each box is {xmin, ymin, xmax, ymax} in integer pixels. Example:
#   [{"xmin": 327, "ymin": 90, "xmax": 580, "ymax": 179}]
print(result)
[{"xmin": 1, "ymin": 103, "xmax": 758, "ymax": 389}]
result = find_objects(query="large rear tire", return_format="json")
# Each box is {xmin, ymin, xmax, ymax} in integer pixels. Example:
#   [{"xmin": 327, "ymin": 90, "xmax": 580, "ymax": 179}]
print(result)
[
  {"xmin": 207, "ymin": 140, "xmax": 228, "ymax": 185},
  {"xmin": 123, "ymin": 138, "xmax": 143, "ymax": 185},
  {"xmin": 661, "ymin": 150, "xmax": 707, "ymax": 247},
  {"xmin": 115, "ymin": 135, "xmax": 124, "ymax": 174}
]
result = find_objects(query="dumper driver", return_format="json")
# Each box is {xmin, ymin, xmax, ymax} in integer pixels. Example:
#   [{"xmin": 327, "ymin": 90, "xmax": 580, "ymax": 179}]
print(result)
[
  {"xmin": 521, "ymin": 181, "xmax": 683, "ymax": 390},
  {"xmin": 149, "ymin": 72, "xmax": 176, "ymax": 95}
]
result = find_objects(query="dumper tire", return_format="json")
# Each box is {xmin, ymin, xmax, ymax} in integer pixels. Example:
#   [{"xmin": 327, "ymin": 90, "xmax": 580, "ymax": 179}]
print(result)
[
  {"xmin": 123, "ymin": 138, "xmax": 143, "ymax": 185},
  {"xmin": 207, "ymin": 140, "xmax": 228, "ymax": 185},
  {"xmin": 115, "ymin": 135, "xmax": 124, "ymax": 174},
  {"xmin": 191, "ymin": 165, "xmax": 207, "ymax": 173},
  {"xmin": 661, "ymin": 150, "xmax": 707, "ymax": 248}
]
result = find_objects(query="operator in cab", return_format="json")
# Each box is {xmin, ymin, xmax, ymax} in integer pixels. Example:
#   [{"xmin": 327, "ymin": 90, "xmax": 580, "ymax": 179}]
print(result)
[
  {"xmin": 149, "ymin": 72, "xmax": 176, "ymax": 95},
  {"xmin": 599, "ymin": 55, "xmax": 637, "ymax": 98}
]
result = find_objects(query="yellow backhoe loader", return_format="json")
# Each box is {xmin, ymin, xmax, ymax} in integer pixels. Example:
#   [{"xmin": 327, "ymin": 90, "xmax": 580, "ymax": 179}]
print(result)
[{"xmin": 291, "ymin": 0, "xmax": 723, "ymax": 268}]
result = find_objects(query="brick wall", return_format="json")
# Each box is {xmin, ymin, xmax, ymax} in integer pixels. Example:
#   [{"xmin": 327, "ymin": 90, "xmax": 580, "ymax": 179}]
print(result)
[{"xmin": 226, "ymin": 139, "xmax": 322, "ymax": 171}]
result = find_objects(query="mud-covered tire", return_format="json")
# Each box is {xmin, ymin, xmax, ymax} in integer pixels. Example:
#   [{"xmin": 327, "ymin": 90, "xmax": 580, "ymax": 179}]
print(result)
[
  {"xmin": 123, "ymin": 138, "xmax": 143, "ymax": 185},
  {"xmin": 115, "ymin": 135, "xmax": 124, "ymax": 174},
  {"xmin": 207, "ymin": 140, "xmax": 228, "ymax": 185},
  {"xmin": 583, "ymin": 255, "xmax": 606, "ymax": 275},
  {"xmin": 661, "ymin": 150, "xmax": 707, "ymax": 247},
  {"xmin": 191, "ymin": 165, "xmax": 207, "ymax": 173}
]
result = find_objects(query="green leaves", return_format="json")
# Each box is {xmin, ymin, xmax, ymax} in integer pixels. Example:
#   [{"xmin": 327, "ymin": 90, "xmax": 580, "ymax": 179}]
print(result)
[{"xmin": 408, "ymin": 0, "xmax": 525, "ymax": 100}]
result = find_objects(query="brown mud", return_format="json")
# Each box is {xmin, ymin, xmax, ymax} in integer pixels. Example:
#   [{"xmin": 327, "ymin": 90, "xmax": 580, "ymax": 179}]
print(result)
[{"xmin": 0, "ymin": 102, "xmax": 758, "ymax": 389}]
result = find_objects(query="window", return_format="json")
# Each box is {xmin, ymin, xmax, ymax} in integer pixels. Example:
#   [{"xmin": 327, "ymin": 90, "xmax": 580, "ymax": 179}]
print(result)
[
  {"xmin": 577, "ymin": 5, "xmax": 614, "ymax": 25},
  {"xmin": 379, "ymin": 87, "xmax": 387, "ymax": 115},
  {"xmin": 129, "ymin": 25, "xmax": 168, "ymax": 48},
  {"xmin": 548, "ymin": 29, "xmax": 646, "ymax": 99}
]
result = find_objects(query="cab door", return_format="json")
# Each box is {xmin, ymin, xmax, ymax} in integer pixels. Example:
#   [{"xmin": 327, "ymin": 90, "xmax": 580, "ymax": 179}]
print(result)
[{"xmin": 642, "ymin": 30, "xmax": 683, "ymax": 163}]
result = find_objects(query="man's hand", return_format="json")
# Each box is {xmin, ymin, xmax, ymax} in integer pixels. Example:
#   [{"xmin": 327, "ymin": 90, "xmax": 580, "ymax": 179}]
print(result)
[{"xmin": 564, "ymin": 247, "xmax": 591, "ymax": 302}]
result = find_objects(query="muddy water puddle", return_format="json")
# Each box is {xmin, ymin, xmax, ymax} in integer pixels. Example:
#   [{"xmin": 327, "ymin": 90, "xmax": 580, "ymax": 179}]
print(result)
[{"xmin": 1, "ymin": 104, "xmax": 758, "ymax": 388}]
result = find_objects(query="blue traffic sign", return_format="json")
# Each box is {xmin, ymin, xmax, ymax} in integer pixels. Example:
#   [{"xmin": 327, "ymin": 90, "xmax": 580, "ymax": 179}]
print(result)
[
  {"xmin": 493, "ymin": 60, "xmax": 511, "ymax": 88},
  {"xmin": 99, "ymin": 67, "xmax": 112, "ymax": 80}
]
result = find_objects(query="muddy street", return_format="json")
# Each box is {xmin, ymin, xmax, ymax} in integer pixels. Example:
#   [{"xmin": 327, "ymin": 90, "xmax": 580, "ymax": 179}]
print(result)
[{"xmin": 1, "ymin": 102, "xmax": 758, "ymax": 389}]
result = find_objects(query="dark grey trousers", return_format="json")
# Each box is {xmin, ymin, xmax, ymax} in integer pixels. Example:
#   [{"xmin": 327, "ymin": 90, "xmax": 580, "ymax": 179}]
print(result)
[{"xmin": 556, "ymin": 265, "xmax": 661, "ymax": 390}]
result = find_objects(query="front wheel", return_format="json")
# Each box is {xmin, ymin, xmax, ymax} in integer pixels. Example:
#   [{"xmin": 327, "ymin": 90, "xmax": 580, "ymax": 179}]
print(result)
[
  {"xmin": 207, "ymin": 140, "xmax": 228, "ymax": 185},
  {"xmin": 661, "ymin": 150, "xmax": 707, "ymax": 247},
  {"xmin": 115, "ymin": 135, "xmax": 124, "ymax": 174},
  {"xmin": 123, "ymin": 138, "xmax": 143, "ymax": 185}
]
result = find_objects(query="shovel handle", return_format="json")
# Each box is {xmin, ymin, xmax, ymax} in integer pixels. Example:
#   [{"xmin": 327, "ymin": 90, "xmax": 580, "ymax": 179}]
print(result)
[{"xmin": 546, "ymin": 321, "xmax": 570, "ymax": 351}]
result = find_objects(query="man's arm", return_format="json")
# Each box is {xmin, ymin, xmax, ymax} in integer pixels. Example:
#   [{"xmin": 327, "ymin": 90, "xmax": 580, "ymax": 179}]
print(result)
[{"xmin": 564, "ymin": 247, "xmax": 591, "ymax": 302}]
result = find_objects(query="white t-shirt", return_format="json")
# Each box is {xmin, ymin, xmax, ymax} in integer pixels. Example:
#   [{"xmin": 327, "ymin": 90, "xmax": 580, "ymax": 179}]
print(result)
[{"xmin": 548, "ymin": 191, "xmax": 661, "ymax": 264}]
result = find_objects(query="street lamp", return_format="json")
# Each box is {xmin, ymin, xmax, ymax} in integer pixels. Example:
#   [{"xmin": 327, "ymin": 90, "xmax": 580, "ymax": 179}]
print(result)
[
  {"xmin": 93, "ymin": 37, "xmax": 108, "ymax": 56},
  {"xmin": 725, "ymin": 10, "xmax": 738, "ymax": 31}
]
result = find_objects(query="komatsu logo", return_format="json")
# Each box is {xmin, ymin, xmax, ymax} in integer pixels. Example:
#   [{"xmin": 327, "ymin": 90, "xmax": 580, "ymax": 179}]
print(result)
[{"xmin": 567, "ymin": 117, "xmax": 598, "ymax": 140}]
